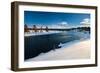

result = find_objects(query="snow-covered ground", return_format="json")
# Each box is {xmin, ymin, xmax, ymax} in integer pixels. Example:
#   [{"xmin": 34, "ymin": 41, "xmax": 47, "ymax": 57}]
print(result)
[
  {"xmin": 24, "ymin": 31, "xmax": 62, "ymax": 37},
  {"xmin": 25, "ymin": 39, "xmax": 90, "ymax": 62}
]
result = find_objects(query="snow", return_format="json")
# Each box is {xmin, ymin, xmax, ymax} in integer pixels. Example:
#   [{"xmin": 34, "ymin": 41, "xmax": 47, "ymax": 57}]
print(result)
[
  {"xmin": 25, "ymin": 39, "xmax": 90, "ymax": 62},
  {"xmin": 24, "ymin": 31, "xmax": 62, "ymax": 36}
]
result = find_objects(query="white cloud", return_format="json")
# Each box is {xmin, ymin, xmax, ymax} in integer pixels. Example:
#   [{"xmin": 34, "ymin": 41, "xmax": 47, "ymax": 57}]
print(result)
[
  {"xmin": 80, "ymin": 18, "xmax": 90, "ymax": 25},
  {"xmin": 58, "ymin": 21, "xmax": 68, "ymax": 27},
  {"xmin": 60, "ymin": 21, "xmax": 68, "ymax": 26},
  {"xmin": 48, "ymin": 21, "xmax": 69, "ymax": 29}
]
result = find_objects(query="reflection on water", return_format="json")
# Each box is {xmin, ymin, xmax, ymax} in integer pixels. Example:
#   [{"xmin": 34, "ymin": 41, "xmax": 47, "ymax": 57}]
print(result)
[{"xmin": 24, "ymin": 31, "xmax": 90, "ymax": 60}]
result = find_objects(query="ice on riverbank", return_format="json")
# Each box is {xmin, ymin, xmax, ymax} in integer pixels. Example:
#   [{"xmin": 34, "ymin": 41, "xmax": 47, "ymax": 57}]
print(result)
[
  {"xmin": 24, "ymin": 31, "xmax": 62, "ymax": 37},
  {"xmin": 26, "ymin": 40, "xmax": 90, "ymax": 61}
]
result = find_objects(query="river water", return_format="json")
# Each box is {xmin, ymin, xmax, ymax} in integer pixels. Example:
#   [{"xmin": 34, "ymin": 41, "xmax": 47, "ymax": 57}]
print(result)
[{"xmin": 24, "ymin": 31, "xmax": 90, "ymax": 60}]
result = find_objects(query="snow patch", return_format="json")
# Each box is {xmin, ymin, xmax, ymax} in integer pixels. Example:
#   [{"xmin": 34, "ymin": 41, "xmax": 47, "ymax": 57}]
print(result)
[{"xmin": 25, "ymin": 40, "xmax": 90, "ymax": 61}]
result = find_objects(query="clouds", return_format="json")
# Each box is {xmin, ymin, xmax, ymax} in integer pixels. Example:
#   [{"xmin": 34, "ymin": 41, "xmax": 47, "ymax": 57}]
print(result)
[
  {"xmin": 26, "ymin": 18, "xmax": 91, "ymax": 29},
  {"xmin": 27, "ymin": 21, "xmax": 69, "ymax": 29},
  {"xmin": 49, "ymin": 21, "xmax": 68, "ymax": 29},
  {"xmin": 80, "ymin": 18, "xmax": 90, "ymax": 25},
  {"xmin": 59, "ymin": 21, "xmax": 68, "ymax": 26}
]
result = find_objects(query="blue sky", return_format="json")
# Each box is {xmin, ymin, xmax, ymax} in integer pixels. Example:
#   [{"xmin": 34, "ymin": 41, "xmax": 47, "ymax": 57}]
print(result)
[{"xmin": 24, "ymin": 11, "xmax": 90, "ymax": 27}]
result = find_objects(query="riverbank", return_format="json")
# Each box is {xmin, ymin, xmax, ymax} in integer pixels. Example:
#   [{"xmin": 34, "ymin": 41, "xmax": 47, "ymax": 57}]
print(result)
[
  {"xmin": 24, "ymin": 31, "xmax": 62, "ymax": 37},
  {"xmin": 26, "ymin": 40, "xmax": 91, "ymax": 61}
]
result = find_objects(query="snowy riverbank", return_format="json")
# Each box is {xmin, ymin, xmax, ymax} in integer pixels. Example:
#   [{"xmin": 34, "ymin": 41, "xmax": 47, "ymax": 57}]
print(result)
[
  {"xmin": 24, "ymin": 31, "xmax": 62, "ymax": 37},
  {"xmin": 26, "ymin": 39, "xmax": 90, "ymax": 61}
]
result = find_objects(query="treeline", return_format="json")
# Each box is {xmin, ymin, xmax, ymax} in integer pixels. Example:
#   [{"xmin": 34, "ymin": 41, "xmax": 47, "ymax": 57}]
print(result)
[
  {"xmin": 24, "ymin": 24, "xmax": 49, "ymax": 32},
  {"xmin": 24, "ymin": 24, "xmax": 90, "ymax": 32},
  {"xmin": 69, "ymin": 27, "xmax": 90, "ymax": 31}
]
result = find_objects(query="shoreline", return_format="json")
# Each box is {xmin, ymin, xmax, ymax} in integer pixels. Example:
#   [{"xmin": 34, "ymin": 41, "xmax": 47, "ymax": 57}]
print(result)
[
  {"xmin": 24, "ymin": 31, "xmax": 62, "ymax": 37},
  {"xmin": 25, "ymin": 39, "xmax": 91, "ymax": 61}
]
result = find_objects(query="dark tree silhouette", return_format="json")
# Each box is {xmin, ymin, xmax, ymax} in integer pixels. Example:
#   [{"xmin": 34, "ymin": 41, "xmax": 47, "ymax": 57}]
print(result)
[
  {"xmin": 45, "ymin": 26, "xmax": 48, "ymax": 32},
  {"xmin": 40, "ymin": 26, "xmax": 43, "ymax": 32},
  {"xmin": 24, "ymin": 24, "xmax": 29, "ymax": 32},
  {"xmin": 33, "ymin": 25, "xmax": 37, "ymax": 32}
]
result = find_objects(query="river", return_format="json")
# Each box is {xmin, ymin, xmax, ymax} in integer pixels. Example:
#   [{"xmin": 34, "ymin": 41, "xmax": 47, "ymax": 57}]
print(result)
[{"xmin": 24, "ymin": 31, "xmax": 90, "ymax": 60}]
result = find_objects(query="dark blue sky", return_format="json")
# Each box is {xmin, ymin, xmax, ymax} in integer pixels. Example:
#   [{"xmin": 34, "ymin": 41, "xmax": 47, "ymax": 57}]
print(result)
[{"xmin": 24, "ymin": 11, "xmax": 90, "ymax": 26}]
